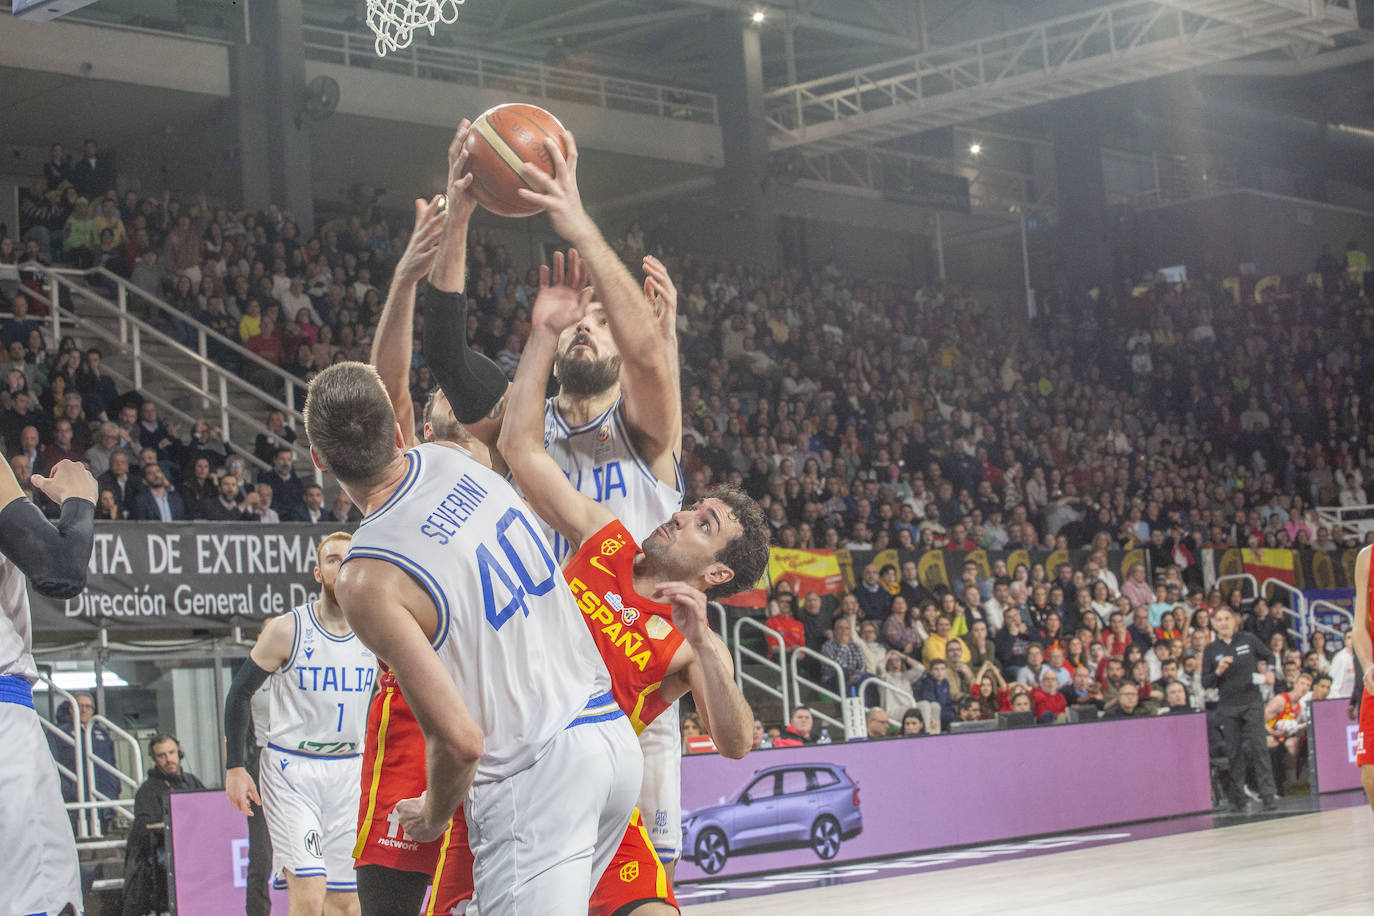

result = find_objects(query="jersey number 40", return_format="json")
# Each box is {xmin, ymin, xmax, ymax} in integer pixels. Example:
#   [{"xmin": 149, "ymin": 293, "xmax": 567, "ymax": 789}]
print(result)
[{"xmin": 479, "ymin": 507, "xmax": 558, "ymax": 631}]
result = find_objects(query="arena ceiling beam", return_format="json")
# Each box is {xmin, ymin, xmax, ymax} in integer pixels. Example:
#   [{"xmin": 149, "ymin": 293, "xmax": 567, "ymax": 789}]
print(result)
[{"xmin": 761, "ymin": 0, "xmax": 1360, "ymax": 155}]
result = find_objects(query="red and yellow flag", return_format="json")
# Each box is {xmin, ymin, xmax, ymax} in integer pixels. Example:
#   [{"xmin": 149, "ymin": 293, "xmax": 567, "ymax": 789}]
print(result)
[
  {"xmin": 768, "ymin": 548, "xmax": 844, "ymax": 598},
  {"xmin": 1242, "ymin": 548, "xmax": 1295, "ymax": 586}
]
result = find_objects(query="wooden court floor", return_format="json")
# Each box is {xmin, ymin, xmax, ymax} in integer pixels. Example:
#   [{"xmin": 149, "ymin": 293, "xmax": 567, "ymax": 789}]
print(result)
[{"xmin": 687, "ymin": 804, "xmax": 1374, "ymax": 915}]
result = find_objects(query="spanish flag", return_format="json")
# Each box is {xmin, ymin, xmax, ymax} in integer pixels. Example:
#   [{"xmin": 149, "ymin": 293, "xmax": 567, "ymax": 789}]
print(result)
[
  {"xmin": 1242, "ymin": 548, "xmax": 1295, "ymax": 587},
  {"xmin": 720, "ymin": 563, "xmax": 770, "ymax": 609},
  {"xmin": 769, "ymin": 548, "xmax": 845, "ymax": 598}
]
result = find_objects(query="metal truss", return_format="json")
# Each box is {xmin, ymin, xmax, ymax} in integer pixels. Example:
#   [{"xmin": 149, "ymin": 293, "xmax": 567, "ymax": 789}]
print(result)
[
  {"xmin": 790, "ymin": 146, "xmax": 1055, "ymax": 216},
  {"xmin": 764, "ymin": 0, "xmax": 1360, "ymax": 154}
]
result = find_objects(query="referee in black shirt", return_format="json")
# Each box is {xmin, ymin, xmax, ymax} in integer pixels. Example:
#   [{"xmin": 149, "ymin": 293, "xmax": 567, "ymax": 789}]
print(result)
[{"xmin": 1202, "ymin": 606, "xmax": 1280, "ymax": 811}]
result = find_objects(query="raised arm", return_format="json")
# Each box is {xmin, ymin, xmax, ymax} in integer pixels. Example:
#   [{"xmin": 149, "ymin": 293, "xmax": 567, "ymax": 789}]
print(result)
[
  {"xmin": 336, "ymin": 558, "xmax": 483, "ymax": 843},
  {"xmin": 657, "ymin": 582, "xmax": 752, "ymax": 759},
  {"xmin": 497, "ymin": 250, "xmax": 614, "ymax": 553},
  {"xmin": 370, "ymin": 196, "xmax": 445, "ymax": 447},
  {"xmin": 223, "ymin": 613, "xmax": 295, "ymax": 815},
  {"xmin": 0, "ymin": 456, "xmax": 96, "ymax": 599},
  {"xmin": 517, "ymin": 133, "xmax": 681, "ymax": 465},
  {"xmin": 422, "ymin": 121, "xmax": 510, "ymax": 444}
]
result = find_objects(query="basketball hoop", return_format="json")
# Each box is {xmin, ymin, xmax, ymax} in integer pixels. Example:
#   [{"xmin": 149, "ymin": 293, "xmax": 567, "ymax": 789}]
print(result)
[{"xmin": 364, "ymin": 0, "xmax": 465, "ymax": 57}]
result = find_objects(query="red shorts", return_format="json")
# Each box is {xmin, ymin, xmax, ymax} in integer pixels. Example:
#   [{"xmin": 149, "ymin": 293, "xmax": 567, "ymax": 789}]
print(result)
[
  {"xmin": 1357, "ymin": 688, "xmax": 1374, "ymax": 767},
  {"xmin": 589, "ymin": 809, "xmax": 678, "ymax": 916},
  {"xmin": 354, "ymin": 681, "xmax": 474, "ymax": 914}
]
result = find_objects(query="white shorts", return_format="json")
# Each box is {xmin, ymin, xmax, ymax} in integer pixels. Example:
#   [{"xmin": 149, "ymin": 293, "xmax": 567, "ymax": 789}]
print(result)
[
  {"xmin": 465, "ymin": 705, "xmax": 641, "ymax": 916},
  {"xmin": 259, "ymin": 745, "xmax": 362, "ymax": 893},
  {"xmin": 0, "ymin": 688, "xmax": 82, "ymax": 916},
  {"xmin": 637, "ymin": 703, "xmax": 682, "ymax": 862}
]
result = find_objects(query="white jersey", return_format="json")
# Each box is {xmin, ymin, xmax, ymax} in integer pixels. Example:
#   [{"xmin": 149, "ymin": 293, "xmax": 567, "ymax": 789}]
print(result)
[
  {"xmin": 346, "ymin": 442, "xmax": 610, "ymax": 785},
  {"xmin": 265, "ymin": 604, "xmax": 374, "ymax": 757},
  {"xmin": 534, "ymin": 398, "xmax": 683, "ymax": 561},
  {"xmin": 0, "ymin": 555, "xmax": 37, "ymax": 683}
]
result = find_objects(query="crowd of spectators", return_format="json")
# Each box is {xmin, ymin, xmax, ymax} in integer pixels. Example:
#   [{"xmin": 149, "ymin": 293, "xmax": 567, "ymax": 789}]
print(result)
[{"xmin": 3, "ymin": 138, "xmax": 1370, "ymax": 787}]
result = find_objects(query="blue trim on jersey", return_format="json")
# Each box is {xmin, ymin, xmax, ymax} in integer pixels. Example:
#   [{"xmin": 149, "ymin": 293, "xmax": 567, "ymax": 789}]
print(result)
[
  {"xmin": 550, "ymin": 398, "xmax": 617, "ymax": 436},
  {"xmin": 0, "ymin": 674, "xmax": 34, "ymax": 709},
  {"xmin": 566, "ymin": 707, "xmax": 625, "ymax": 728},
  {"xmin": 267, "ymin": 742, "xmax": 362, "ymax": 760},
  {"xmin": 326, "ymin": 882, "xmax": 358, "ymax": 891},
  {"xmin": 359, "ymin": 448, "xmax": 421, "ymax": 526},
  {"xmin": 306, "ymin": 601, "xmax": 355, "ymax": 643},
  {"xmin": 279, "ymin": 605, "xmax": 302, "ymax": 674},
  {"xmin": 585, "ymin": 689, "xmax": 614, "ymax": 709},
  {"xmin": 342, "ymin": 547, "xmax": 451, "ymax": 650}
]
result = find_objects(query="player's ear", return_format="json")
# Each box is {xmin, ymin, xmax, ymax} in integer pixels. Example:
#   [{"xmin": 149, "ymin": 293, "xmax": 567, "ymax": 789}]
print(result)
[
  {"xmin": 309, "ymin": 446, "xmax": 326, "ymax": 471},
  {"xmin": 394, "ymin": 423, "xmax": 406, "ymax": 449},
  {"xmin": 704, "ymin": 563, "xmax": 734, "ymax": 589}
]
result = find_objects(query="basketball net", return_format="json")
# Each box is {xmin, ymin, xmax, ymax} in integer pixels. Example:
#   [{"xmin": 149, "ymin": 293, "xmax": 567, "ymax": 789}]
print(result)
[{"xmin": 364, "ymin": 0, "xmax": 465, "ymax": 57}]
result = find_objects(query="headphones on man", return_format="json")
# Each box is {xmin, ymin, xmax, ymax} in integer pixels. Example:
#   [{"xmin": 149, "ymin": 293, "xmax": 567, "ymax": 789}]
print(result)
[{"xmin": 149, "ymin": 732, "xmax": 185, "ymax": 760}]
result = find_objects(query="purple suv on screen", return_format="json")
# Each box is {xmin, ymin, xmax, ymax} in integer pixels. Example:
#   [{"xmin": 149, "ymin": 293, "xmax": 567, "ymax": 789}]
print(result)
[{"xmin": 681, "ymin": 762, "xmax": 863, "ymax": 874}]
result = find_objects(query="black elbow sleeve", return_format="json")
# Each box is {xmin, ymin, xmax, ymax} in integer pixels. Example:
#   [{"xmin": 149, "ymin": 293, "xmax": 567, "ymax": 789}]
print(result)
[
  {"xmin": 224, "ymin": 658, "xmax": 273, "ymax": 769},
  {"xmin": 422, "ymin": 287, "xmax": 510, "ymax": 425},
  {"xmin": 0, "ymin": 497, "xmax": 94, "ymax": 600}
]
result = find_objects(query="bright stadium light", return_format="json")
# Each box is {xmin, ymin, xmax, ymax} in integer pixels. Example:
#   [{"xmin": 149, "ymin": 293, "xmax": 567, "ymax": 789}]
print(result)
[
  {"xmin": 752, "ymin": 9, "xmax": 766, "ymax": 24},
  {"xmin": 969, "ymin": 143, "xmax": 982, "ymax": 155}
]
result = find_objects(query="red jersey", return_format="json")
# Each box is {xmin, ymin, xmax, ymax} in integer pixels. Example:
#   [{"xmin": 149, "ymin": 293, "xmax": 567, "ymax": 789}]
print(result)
[{"xmin": 564, "ymin": 519, "xmax": 685, "ymax": 734}]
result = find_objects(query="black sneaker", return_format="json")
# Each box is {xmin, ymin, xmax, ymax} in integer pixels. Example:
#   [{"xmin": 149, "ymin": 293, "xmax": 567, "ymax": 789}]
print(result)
[{"xmin": 1262, "ymin": 795, "xmax": 1280, "ymax": 811}]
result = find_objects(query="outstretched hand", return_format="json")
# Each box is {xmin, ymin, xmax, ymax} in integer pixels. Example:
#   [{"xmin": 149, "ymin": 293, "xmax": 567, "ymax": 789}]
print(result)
[
  {"xmin": 642, "ymin": 254, "xmax": 677, "ymax": 336},
  {"xmin": 444, "ymin": 119, "xmax": 478, "ymax": 225},
  {"xmin": 654, "ymin": 580, "xmax": 713, "ymax": 647},
  {"xmin": 533, "ymin": 249, "xmax": 591, "ymax": 335},
  {"xmin": 394, "ymin": 196, "xmax": 446, "ymax": 287},
  {"xmin": 516, "ymin": 131, "xmax": 595, "ymax": 244}
]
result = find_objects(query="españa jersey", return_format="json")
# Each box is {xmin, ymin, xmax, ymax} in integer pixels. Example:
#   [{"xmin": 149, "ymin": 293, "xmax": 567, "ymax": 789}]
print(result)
[{"xmin": 564, "ymin": 519, "xmax": 685, "ymax": 735}]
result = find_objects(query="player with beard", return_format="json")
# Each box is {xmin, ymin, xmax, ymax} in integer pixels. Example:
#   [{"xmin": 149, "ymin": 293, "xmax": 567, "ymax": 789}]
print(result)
[
  {"xmin": 500, "ymin": 249, "xmax": 765, "ymax": 915},
  {"xmin": 511, "ymin": 122, "xmax": 689, "ymax": 876},
  {"xmin": 351, "ymin": 121, "xmax": 686, "ymax": 914},
  {"xmin": 223, "ymin": 532, "xmax": 373, "ymax": 916}
]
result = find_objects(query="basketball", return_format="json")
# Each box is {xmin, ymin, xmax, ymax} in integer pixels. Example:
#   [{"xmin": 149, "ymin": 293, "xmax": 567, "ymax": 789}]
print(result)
[{"xmin": 464, "ymin": 103, "xmax": 568, "ymax": 218}]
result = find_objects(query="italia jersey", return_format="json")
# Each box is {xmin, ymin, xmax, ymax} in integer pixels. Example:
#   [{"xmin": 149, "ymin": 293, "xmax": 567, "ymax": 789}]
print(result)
[
  {"xmin": 266, "ymin": 603, "xmax": 374, "ymax": 757},
  {"xmin": 0, "ymin": 555, "xmax": 36, "ymax": 682},
  {"xmin": 345, "ymin": 443, "xmax": 609, "ymax": 786},
  {"xmin": 534, "ymin": 398, "xmax": 683, "ymax": 561},
  {"xmin": 565, "ymin": 519, "xmax": 685, "ymax": 734}
]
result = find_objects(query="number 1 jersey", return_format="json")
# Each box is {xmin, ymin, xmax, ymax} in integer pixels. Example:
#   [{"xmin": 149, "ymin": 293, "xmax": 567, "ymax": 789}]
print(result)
[{"xmin": 266, "ymin": 603, "xmax": 374, "ymax": 756}]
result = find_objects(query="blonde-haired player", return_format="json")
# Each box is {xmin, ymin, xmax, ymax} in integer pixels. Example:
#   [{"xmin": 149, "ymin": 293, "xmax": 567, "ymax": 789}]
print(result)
[{"xmin": 224, "ymin": 531, "xmax": 373, "ymax": 916}]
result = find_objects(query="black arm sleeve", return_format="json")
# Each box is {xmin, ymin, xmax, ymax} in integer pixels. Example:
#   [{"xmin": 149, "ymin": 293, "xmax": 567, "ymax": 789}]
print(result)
[
  {"xmin": 224, "ymin": 658, "xmax": 272, "ymax": 769},
  {"xmin": 1252, "ymin": 633, "xmax": 1276, "ymax": 666},
  {"xmin": 0, "ymin": 496, "xmax": 94, "ymax": 599},
  {"xmin": 422, "ymin": 287, "xmax": 510, "ymax": 425}
]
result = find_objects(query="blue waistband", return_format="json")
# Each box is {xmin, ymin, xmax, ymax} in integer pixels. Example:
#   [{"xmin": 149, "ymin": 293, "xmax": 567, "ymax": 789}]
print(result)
[
  {"xmin": 567, "ymin": 689, "xmax": 623, "ymax": 729},
  {"xmin": 0, "ymin": 674, "xmax": 34, "ymax": 709},
  {"xmin": 267, "ymin": 743, "xmax": 361, "ymax": 760}
]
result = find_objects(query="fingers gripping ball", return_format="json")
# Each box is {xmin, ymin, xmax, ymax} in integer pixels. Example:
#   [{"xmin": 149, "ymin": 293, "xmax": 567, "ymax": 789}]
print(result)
[{"xmin": 465, "ymin": 103, "xmax": 568, "ymax": 218}]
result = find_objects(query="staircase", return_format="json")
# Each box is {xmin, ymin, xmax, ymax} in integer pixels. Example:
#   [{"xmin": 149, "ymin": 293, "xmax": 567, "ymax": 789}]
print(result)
[{"xmin": 26, "ymin": 265, "xmax": 321, "ymax": 483}]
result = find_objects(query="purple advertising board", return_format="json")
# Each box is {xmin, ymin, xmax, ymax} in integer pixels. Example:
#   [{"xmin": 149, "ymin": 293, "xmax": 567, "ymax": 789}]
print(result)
[
  {"xmin": 168, "ymin": 791, "xmax": 288, "ymax": 915},
  {"xmin": 1311, "ymin": 697, "xmax": 1362, "ymax": 794},
  {"xmin": 676, "ymin": 714, "xmax": 1212, "ymax": 881}
]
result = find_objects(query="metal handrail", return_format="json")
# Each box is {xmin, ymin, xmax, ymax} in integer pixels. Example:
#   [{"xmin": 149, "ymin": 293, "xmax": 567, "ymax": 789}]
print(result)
[
  {"xmin": 708, "ymin": 601, "xmax": 728, "ymax": 643},
  {"xmin": 1215, "ymin": 573, "xmax": 1259, "ymax": 602},
  {"xmin": 48, "ymin": 266, "xmax": 309, "ymax": 424},
  {"xmin": 301, "ymin": 25, "xmax": 719, "ymax": 124},
  {"xmin": 731, "ymin": 617, "xmax": 790, "ymax": 723},
  {"xmin": 787, "ymin": 646, "xmax": 846, "ymax": 735},
  {"xmin": 1258, "ymin": 577, "xmax": 1308, "ymax": 645},
  {"xmin": 1315, "ymin": 503, "xmax": 1374, "ymax": 541},
  {"xmin": 1308, "ymin": 599, "xmax": 1353, "ymax": 648},
  {"xmin": 33, "ymin": 673, "xmax": 88, "ymax": 838},
  {"xmin": 861, "ymin": 677, "xmax": 917, "ymax": 717},
  {"xmin": 26, "ymin": 264, "xmax": 322, "ymax": 484},
  {"xmin": 84, "ymin": 713, "xmax": 144, "ymax": 814}
]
